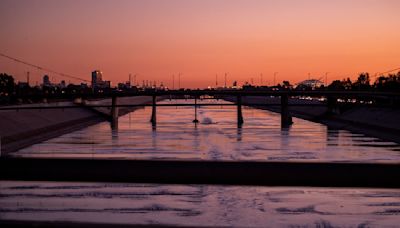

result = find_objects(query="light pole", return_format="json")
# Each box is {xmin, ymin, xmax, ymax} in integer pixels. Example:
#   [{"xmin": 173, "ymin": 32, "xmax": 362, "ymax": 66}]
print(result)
[
  {"xmin": 273, "ymin": 72, "xmax": 278, "ymax": 86},
  {"xmin": 325, "ymin": 72, "xmax": 329, "ymax": 86},
  {"xmin": 224, "ymin": 73, "xmax": 227, "ymax": 88},
  {"xmin": 178, "ymin": 73, "xmax": 181, "ymax": 89}
]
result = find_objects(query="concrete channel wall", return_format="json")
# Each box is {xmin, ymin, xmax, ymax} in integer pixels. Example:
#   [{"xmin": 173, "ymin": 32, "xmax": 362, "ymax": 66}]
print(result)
[
  {"xmin": 0, "ymin": 96, "xmax": 155, "ymax": 155},
  {"xmin": 225, "ymin": 96, "xmax": 400, "ymax": 143}
]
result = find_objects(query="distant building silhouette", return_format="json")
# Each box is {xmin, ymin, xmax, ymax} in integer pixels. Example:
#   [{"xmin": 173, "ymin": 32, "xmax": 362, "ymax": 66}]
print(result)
[
  {"xmin": 232, "ymin": 81, "xmax": 238, "ymax": 87},
  {"xmin": 91, "ymin": 70, "xmax": 102, "ymax": 87},
  {"xmin": 91, "ymin": 70, "xmax": 110, "ymax": 90},
  {"xmin": 43, "ymin": 75, "xmax": 51, "ymax": 87},
  {"xmin": 60, "ymin": 80, "xmax": 66, "ymax": 88},
  {"xmin": 118, "ymin": 81, "xmax": 131, "ymax": 90},
  {"xmin": 296, "ymin": 79, "xmax": 324, "ymax": 90},
  {"xmin": 17, "ymin": 81, "xmax": 29, "ymax": 89}
]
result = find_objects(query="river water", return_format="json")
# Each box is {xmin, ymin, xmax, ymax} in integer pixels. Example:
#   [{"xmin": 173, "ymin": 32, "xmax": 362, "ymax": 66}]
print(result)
[{"xmin": 1, "ymin": 99, "xmax": 400, "ymax": 226}]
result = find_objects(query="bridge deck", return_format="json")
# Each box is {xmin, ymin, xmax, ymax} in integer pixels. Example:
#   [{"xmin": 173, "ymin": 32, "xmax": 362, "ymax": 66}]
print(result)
[
  {"xmin": 0, "ymin": 103, "xmax": 327, "ymax": 110},
  {"xmin": 8, "ymin": 89, "xmax": 400, "ymax": 99}
]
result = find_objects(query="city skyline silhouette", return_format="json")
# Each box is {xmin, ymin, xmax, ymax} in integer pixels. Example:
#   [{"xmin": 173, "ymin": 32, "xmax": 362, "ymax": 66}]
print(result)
[{"xmin": 1, "ymin": 0, "xmax": 399, "ymax": 88}]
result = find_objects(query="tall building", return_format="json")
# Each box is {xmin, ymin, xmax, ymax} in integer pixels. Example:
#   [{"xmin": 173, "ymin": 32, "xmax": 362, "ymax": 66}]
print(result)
[
  {"xmin": 91, "ymin": 70, "xmax": 110, "ymax": 90},
  {"xmin": 91, "ymin": 70, "xmax": 103, "ymax": 88}
]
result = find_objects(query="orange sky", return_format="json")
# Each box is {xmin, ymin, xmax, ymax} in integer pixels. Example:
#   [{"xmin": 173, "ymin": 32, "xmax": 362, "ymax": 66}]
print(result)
[{"xmin": 0, "ymin": 0, "xmax": 399, "ymax": 88}]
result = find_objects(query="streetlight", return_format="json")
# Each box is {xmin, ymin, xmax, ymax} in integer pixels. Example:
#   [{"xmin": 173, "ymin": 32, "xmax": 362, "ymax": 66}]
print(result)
[
  {"xmin": 178, "ymin": 73, "xmax": 181, "ymax": 89},
  {"xmin": 224, "ymin": 73, "xmax": 227, "ymax": 88}
]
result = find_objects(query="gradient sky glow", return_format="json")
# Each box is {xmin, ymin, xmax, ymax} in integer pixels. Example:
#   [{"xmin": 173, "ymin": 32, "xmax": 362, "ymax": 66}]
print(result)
[{"xmin": 1, "ymin": 0, "xmax": 399, "ymax": 88}]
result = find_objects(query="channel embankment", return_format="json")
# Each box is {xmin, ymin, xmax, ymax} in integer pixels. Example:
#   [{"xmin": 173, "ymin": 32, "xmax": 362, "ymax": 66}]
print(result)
[
  {"xmin": 0, "ymin": 96, "xmax": 155, "ymax": 155},
  {"xmin": 225, "ymin": 96, "xmax": 400, "ymax": 143}
]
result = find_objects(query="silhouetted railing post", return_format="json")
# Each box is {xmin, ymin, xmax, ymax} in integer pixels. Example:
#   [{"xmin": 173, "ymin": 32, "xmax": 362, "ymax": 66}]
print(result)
[
  {"xmin": 150, "ymin": 95, "xmax": 157, "ymax": 126},
  {"xmin": 111, "ymin": 96, "xmax": 118, "ymax": 127},
  {"xmin": 193, "ymin": 96, "xmax": 199, "ymax": 123},
  {"xmin": 281, "ymin": 94, "xmax": 293, "ymax": 127},
  {"xmin": 237, "ymin": 95, "xmax": 244, "ymax": 126}
]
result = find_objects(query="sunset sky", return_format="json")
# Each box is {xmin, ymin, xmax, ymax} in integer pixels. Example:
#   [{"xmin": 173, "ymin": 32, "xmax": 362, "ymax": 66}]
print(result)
[{"xmin": 0, "ymin": 0, "xmax": 399, "ymax": 88}]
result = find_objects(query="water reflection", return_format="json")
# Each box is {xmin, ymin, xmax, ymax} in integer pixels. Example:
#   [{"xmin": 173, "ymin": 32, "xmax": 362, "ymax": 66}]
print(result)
[
  {"xmin": 236, "ymin": 127, "xmax": 242, "ymax": 142},
  {"xmin": 4, "ymin": 99, "xmax": 400, "ymax": 226},
  {"xmin": 14, "ymin": 99, "xmax": 400, "ymax": 163},
  {"xmin": 327, "ymin": 127, "xmax": 339, "ymax": 147},
  {"xmin": 111, "ymin": 124, "xmax": 118, "ymax": 139},
  {"xmin": 110, "ymin": 120, "xmax": 118, "ymax": 131},
  {"xmin": 1, "ymin": 181, "xmax": 399, "ymax": 226},
  {"xmin": 280, "ymin": 125, "xmax": 292, "ymax": 147}
]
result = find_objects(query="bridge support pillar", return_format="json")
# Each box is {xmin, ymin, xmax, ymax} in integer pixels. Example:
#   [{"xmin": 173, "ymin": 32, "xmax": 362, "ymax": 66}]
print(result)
[
  {"xmin": 281, "ymin": 94, "xmax": 293, "ymax": 127},
  {"xmin": 237, "ymin": 95, "xmax": 244, "ymax": 126},
  {"xmin": 111, "ymin": 96, "xmax": 119, "ymax": 127},
  {"xmin": 327, "ymin": 96, "xmax": 340, "ymax": 115},
  {"xmin": 193, "ymin": 97, "xmax": 199, "ymax": 123},
  {"xmin": 150, "ymin": 95, "xmax": 157, "ymax": 126}
]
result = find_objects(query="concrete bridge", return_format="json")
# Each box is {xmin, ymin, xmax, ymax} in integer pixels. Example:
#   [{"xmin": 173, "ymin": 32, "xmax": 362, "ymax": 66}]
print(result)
[
  {"xmin": 2, "ymin": 90, "xmax": 400, "ymax": 128},
  {"xmin": 1, "ymin": 90, "xmax": 399, "ymax": 198}
]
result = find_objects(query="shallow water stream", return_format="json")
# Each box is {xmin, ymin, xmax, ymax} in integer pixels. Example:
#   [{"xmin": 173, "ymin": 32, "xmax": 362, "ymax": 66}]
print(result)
[{"xmin": 1, "ymin": 99, "xmax": 400, "ymax": 226}]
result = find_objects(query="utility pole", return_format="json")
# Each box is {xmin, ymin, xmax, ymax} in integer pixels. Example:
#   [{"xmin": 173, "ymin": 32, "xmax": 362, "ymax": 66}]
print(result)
[
  {"xmin": 216, "ymin": 74, "xmax": 218, "ymax": 87},
  {"xmin": 26, "ymin": 71, "xmax": 30, "ymax": 85},
  {"xmin": 129, "ymin": 74, "xmax": 131, "ymax": 86},
  {"xmin": 134, "ymin": 74, "xmax": 137, "ymax": 86},
  {"xmin": 172, "ymin": 75, "xmax": 175, "ymax": 90},
  {"xmin": 325, "ymin": 72, "xmax": 329, "ymax": 86},
  {"xmin": 224, "ymin": 73, "xmax": 227, "ymax": 88},
  {"xmin": 178, "ymin": 73, "xmax": 181, "ymax": 89}
]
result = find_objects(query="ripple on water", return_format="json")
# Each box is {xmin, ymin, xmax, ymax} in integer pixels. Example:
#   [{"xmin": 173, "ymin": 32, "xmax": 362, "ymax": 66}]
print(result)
[{"xmin": 5, "ymin": 100, "xmax": 400, "ymax": 226}]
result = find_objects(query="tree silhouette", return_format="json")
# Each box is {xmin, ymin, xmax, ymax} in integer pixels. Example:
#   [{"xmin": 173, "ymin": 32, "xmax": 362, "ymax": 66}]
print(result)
[
  {"xmin": 328, "ymin": 80, "xmax": 345, "ymax": 91},
  {"xmin": 0, "ymin": 73, "xmax": 15, "ymax": 95},
  {"xmin": 373, "ymin": 72, "xmax": 400, "ymax": 92},
  {"xmin": 352, "ymin": 73, "xmax": 371, "ymax": 91}
]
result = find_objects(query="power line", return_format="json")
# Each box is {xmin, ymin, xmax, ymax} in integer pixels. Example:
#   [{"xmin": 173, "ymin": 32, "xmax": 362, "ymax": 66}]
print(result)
[
  {"xmin": 0, "ymin": 52, "xmax": 90, "ymax": 82},
  {"xmin": 378, "ymin": 67, "xmax": 400, "ymax": 76},
  {"xmin": 372, "ymin": 67, "xmax": 400, "ymax": 78}
]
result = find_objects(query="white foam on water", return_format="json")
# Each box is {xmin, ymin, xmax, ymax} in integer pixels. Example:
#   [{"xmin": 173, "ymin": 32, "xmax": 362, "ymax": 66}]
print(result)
[
  {"xmin": 201, "ymin": 117, "xmax": 214, "ymax": 125},
  {"xmin": 14, "ymin": 99, "xmax": 400, "ymax": 163},
  {"xmin": 4, "ymin": 99, "xmax": 400, "ymax": 226}
]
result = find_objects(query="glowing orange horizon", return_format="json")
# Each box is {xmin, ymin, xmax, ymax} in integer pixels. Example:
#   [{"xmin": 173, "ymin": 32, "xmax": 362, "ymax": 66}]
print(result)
[{"xmin": 0, "ymin": 0, "xmax": 399, "ymax": 88}]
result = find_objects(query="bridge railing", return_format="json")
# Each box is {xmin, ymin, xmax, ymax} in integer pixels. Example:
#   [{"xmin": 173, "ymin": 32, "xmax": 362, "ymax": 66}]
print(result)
[
  {"xmin": 3, "ymin": 89, "xmax": 400, "ymax": 99},
  {"xmin": 1, "ymin": 90, "xmax": 399, "ymax": 127}
]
